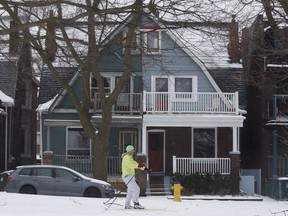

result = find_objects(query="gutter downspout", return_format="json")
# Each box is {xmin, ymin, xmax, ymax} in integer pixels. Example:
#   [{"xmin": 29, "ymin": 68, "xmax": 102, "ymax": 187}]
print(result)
[{"xmin": 5, "ymin": 105, "xmax": 8, "ymax": 170}]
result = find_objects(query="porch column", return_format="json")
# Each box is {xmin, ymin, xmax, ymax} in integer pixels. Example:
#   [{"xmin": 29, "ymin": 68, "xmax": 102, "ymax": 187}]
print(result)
[
  {"xmin": 43, "ymin": 151, "xmax": 54, "ymax": 165},
  {"xmin": 230, "ymin": 152, "xmax": 240, "ymax": 194},
  {"xmin": 136, "ymin": 153, "xmax": 147, "ymax": 196},
  {"xmin": 141, "ymin": 125, "xmax": 147, "ymax": 154},
  {"xmin": 47, "ymin": 126, "xmax": 51, "ymax": 151},
  {"xmin": 232, "ymin": 126, "xmax": 240, "ymax": 153}
]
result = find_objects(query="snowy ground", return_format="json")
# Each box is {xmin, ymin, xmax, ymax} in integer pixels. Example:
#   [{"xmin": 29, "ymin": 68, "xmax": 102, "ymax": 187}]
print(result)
[{"xmin": 1, "ymin": 192, "xmax": 288, "ymax": 216}]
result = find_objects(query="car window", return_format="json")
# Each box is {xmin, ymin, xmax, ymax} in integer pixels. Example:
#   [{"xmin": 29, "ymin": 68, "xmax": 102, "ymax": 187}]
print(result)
[
  {"xmin": 19, "ymin": 168, "xmax": 32, "ymax": 176},
  {"xmin": 32, "ymin": 168, "xmax": 53, "ymax": 177},
  {"xmin": 54, "ymin": 168, "xmax": 77, "ymax": 181}
]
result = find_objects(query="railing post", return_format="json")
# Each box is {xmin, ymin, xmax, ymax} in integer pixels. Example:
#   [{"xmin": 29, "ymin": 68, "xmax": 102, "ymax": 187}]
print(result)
[
  {"xmin": 235, "ymin": 91, "xmax": 239, "ymax": 114},
  {"xmin": 173, "ymin": 156, "xmax": 176, "ymax": 173},
  {"xmin": 143, "ymin": 90, "xmax": 146, "ymax": 113}
]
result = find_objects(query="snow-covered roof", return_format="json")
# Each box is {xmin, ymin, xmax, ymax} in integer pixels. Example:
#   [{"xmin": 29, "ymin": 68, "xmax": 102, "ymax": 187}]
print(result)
[
  {"xmin": 169, "ymin": 26, "xmax": 241, "ymax": 69},
  {"xmin": 0, "ymin": 90, "xmax": 14, "ymax": 106}
]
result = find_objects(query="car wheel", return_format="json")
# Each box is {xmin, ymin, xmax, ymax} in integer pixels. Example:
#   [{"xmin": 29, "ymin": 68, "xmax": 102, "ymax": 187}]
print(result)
[
  {"xmin": 20, "ymin": 185, "xmax": 37, "ymax": 194},
  {"xmin": 84, "ymin": 187, "xmax": 101, "ymax": 198}
]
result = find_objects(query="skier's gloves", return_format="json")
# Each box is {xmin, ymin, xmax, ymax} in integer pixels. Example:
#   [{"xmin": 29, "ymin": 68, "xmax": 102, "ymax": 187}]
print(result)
[{"xmin": 138, "ymin": 162, "xmax": 145, "ymax": 168}]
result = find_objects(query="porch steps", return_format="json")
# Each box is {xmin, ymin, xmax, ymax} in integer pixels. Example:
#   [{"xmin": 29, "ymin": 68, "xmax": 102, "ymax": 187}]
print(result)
[{"xmin": 146, "ymin": 175, "xmax": 172, "ymax": 196}]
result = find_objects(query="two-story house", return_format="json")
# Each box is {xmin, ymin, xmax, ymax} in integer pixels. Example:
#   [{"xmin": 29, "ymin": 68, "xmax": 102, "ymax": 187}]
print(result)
[{"xmin": 38, "ymin": 9, "xmax": 246, "ymax": 193}]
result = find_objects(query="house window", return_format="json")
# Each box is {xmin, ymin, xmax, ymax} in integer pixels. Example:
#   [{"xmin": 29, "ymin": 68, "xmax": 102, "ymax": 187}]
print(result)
[
  {"xmin": 174, "ymin": 77, "xmax": 197, "ymax": 100},
  {"xmin": 20, "ymin": 80, "xmax": 32, "ymax": 109},
  {"xmin": 153, "ymin": 76, "xmax": 197, "ymax": 93},
  {"xmin": 115, "ymin": 77, "xmax": 131, "ymax": 108},
  {"xmin": 155, "ymin": 77, "xmax": 168, "ymax": 92},
  {"xmin": 193, "ymin": 128, "xmax": 216, "ymax": 158},
  {"xmin": 119, "ymin": 131, "xmax": 137, "ymax": 155},
  {"xmin": 123, "ymin": 29, "xmax": 140, "ymax": 54},
  {"xmin": 90, "ymin": 76, "xmax": 111, "ymax": 99},
  {"xmin": 67, "ymin": 127, "xmax": 90, "ymax": 156},
  {"xmin": 143, "ymin": 30, "xmax": 161, "ymax": 54},
  {"xmin": 20, "ymin": 126, "xmax": 31, "ymax": 156},
  {"xmin": 147, "ymin": 31, "xmax": 160, "ymax": 52}
]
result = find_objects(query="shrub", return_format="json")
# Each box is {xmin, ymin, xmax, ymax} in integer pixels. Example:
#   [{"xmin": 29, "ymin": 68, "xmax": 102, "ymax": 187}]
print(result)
[{"xmin": 171, "ymin": 172, "xmax": 240, "ymax": 195}]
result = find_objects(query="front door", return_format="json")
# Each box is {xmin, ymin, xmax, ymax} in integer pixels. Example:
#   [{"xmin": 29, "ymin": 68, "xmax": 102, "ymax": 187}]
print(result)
[{"xmin": 148, "ymin": 130, "xmax": 165, "ymax": 173}]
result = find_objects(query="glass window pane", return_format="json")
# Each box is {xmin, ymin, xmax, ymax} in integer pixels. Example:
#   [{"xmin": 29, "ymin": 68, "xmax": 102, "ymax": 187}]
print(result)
[
  {"xmin": 33, "ymin": 168, "xmax": 52, "ymax": 177},
  {"xmin": 55, "ymin": 169, "xmax": 76, "ymax": 180},
  {"xmin": 175, "ymin": 78, "xmax": 192, "ymax": 92},
  {"xmin": 156, "ymin": 78, "xmax": 168, "ymax": 92},
  {"xmin": 194, "ymin": 129, "xmax": 215, "ymax": 158},
  {"xmin": 67, "ymin": 128, "xmax": 90, "ymax": 156},
  {"xmin": 147, "ymin": 31, "xmax": 159, "ymax": 52}
]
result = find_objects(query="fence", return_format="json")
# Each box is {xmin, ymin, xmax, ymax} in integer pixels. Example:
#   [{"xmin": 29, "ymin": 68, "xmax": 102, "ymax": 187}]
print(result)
[{"xmin": 172, "ymin": 156, "xmax": 231, "ymax": 175}]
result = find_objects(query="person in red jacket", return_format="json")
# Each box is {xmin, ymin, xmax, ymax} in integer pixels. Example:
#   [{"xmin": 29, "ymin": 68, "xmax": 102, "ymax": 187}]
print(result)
[{"xmin": 121, "ymin": 145, "xmax": 145, "ymax": 209}]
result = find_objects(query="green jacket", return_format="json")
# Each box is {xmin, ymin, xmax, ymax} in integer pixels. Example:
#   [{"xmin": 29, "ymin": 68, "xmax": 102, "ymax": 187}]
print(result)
[{"xmin": 121, "ymin": 153, "xmax": 144, "ymax": 179}]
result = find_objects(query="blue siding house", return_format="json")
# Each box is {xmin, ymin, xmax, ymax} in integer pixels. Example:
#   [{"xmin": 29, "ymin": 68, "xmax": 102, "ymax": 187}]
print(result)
[{"xmin": 38, "ymin": 9, "xmax": 246, "ymax": 190}]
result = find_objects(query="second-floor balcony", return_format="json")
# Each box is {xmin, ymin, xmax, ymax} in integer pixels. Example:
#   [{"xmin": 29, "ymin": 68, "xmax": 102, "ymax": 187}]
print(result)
[{"xmin": 94, "ymin": 91, "xmax": 240, "ymax": 115}]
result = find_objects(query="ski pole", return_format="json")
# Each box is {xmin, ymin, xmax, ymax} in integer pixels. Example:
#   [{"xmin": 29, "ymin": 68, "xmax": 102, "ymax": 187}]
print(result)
[{"xmin": 104, "ymin": 175, "xmax": 135, "ymax": 210}]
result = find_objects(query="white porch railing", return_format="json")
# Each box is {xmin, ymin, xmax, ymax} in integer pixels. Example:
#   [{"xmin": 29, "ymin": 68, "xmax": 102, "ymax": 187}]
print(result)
[
  {"xmin": 172, "ymin": 156, "xmax": 231, "ymax": 175},
  {"xmin": 93, "ymin": 92, "xmax": 239, "ymax": 115},
  {"xmin": 54, "ymin": 155, "xmax": 122, "ymax": 176},
  {"xmin": 144, "ymin": 92, "xmax": 239, "ymax": 114}
]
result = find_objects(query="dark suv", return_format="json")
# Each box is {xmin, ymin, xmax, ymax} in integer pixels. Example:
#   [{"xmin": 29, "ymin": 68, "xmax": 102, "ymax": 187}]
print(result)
[{"xmin": 4, "ymin": 165, "xmax": 114, "ymax": 198}]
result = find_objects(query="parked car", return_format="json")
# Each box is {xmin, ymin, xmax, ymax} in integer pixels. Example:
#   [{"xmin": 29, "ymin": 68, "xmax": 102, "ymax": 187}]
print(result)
[
  {"xmin": 4, "ymin": 165, "xmax": 114, "ymax": 198},
  {"xmin": 0, "ymin": 170, "xmax": 13, "ymax": 191}
]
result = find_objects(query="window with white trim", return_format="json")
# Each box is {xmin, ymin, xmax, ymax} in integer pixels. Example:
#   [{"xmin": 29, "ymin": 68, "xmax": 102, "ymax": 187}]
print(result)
[
  {"xmin": 123, "ymin": 28, "xmax": 140, "ymax": 55},
  {"xmin": 90, "ymin": 76, "xmax": 111, "ymax": 99},
  {"xmin": 153, "ymin": 76, "xmax": 197, "ymax": 94},
  {"xmin": 67, "ymin": 127, "xmax": 90, "ymax": 156},
  {"xmin": 119, "ymin": 131, "xmax": 137, "ymax": 155}
]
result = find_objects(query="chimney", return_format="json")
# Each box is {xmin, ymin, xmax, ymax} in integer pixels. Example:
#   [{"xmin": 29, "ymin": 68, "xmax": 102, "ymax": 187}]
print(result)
[
  {"xmin": 45, "ymin": 10, "xmax": 56, "ymax": 62},
  {"xmin": 9, "ymin": 6, "xmax": 19, "ymax": 55},
  {"xmin": 228, "ymin": 15, "xmax": 240, "ymax": 63}
]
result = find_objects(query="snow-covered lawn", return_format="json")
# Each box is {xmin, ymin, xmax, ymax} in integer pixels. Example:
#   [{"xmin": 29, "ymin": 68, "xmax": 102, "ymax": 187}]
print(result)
[{"xmin": 1, "ymin": 192, "xmax": 288, "ymax": 216}]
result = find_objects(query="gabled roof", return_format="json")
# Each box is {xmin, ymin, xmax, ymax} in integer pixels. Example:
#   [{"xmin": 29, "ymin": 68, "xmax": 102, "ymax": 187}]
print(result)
[
  {"xmin": 38, "ymin": 7, "xmax": 245, "ymax": 108},
  {"xmin": 209, "ymin": 68, "xmax": 246, "ymax": 109},
  {"xmin": 38, "ymin": 67, "xmax": 78, "ymax": 105}
]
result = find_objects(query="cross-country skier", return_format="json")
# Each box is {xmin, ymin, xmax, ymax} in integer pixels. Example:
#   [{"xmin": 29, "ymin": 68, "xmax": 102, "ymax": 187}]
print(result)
[{"xmin": 121, "ymin": 145, "xmax": 145, "ymax": 209}]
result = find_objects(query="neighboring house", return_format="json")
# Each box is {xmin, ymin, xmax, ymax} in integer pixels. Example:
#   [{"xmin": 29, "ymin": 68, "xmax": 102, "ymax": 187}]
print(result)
[
  {"xmin": 38, "ymin": 10, "xmax": 246, "ymax": 192},
  {"xmin": 0, "ymin": 20, "xmax": 38, "ymax": 172},
  {"xmin": 242, "ymin": 15, "xmax": 288, "ymax": 195}
]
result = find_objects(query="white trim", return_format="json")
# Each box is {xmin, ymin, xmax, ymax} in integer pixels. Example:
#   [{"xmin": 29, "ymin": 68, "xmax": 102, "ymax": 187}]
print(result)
[{"xmin": 143, "ymin": 114, "xmax": 245, "ymax": 128}]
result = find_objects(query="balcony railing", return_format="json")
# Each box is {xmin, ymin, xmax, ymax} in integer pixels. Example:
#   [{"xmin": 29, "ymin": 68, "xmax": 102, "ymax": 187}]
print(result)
[
  {"xmin": 172, "ymin": 156, "xmax": 231, "ymax": 175},
  {"xmin": 94, "ymin": 93, "xmax": 142, "ymax": 115},
  {"xmin": 94, "ymin": 91, "xmax": 240, "ymax": 115},
  {"xmin": 144, "ymin": 92, "xmax": 239, "ymax": 114}
]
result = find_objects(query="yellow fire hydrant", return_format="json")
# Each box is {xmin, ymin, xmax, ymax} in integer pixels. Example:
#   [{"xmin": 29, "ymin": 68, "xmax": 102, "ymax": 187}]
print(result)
[{"xmin": 171, "ymin": 181, "xmax": 183, "ymax": 202}]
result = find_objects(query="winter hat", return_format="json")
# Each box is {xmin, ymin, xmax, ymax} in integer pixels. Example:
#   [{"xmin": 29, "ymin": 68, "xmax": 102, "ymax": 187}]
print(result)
[{"xmin": 126, "ymin": 145, "xmax": 135, "ymax": 152}]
